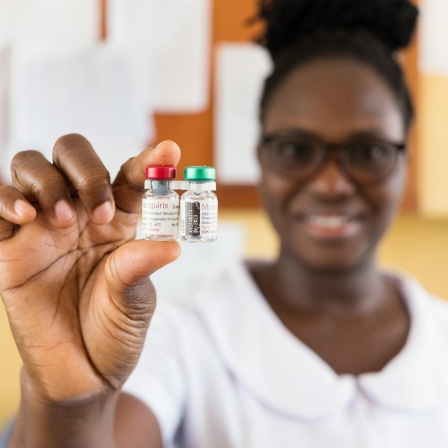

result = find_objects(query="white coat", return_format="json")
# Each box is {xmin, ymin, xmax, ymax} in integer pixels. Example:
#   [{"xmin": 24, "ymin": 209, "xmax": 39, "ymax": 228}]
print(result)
[{"xmin": 124, "ymin": 262, "xmax": 448, "ymax": 447}]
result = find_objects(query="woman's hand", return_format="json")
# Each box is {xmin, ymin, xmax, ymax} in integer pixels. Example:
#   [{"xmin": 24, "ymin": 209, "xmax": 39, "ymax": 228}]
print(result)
[{"xmin": 0, "ymin": 134, "xmax": 181, "ymax": 404}]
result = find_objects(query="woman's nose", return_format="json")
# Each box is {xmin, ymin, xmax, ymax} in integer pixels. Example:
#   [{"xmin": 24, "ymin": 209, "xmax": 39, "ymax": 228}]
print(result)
[{"xmin": 305, "ymin": 157, "xmax": 356, "ymax": 198}]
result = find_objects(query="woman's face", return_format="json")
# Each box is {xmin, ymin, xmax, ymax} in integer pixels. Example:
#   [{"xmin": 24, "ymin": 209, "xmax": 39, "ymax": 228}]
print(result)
[{"xmin": 259, "ymin": 58, "xmax": 408, "ymax": 271}]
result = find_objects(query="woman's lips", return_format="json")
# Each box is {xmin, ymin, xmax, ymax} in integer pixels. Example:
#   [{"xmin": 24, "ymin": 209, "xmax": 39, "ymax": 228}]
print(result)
[{"xmin": 302, "ymin": 214, "xmax": 362, "ymax": 240}]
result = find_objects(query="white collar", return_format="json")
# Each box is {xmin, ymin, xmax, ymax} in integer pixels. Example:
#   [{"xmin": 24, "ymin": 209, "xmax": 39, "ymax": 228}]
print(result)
[{"xmin": 194, "ymin": 262, "xmax": 448, "ymax": 419}]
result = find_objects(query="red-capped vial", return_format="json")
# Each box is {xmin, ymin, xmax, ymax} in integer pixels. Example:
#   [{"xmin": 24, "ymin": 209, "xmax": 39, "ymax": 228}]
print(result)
[{"xmin": 142, "ymin": 165, "xmax": 179, "ymax": 240}]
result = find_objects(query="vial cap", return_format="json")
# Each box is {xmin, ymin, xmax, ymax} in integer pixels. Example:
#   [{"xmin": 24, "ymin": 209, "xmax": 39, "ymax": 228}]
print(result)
[
  {"xmin": 145, "ymin": 165, "xmax": 177, "ymax": 180},
  {"xmin": 184, "ymin": 166, "xmax": 215, "ymax": 181}
]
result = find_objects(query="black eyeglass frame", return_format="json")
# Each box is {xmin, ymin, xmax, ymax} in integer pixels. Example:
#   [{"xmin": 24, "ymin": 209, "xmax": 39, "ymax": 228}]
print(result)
[{"xmin": 258, "ymin": 133, "xmax": 407, "ymax": 185}]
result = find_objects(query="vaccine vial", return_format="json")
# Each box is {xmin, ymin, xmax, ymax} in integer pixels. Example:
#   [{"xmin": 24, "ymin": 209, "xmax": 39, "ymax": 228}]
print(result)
[
  {"xmin": 142, "ymin": 165, "xmax": 179, "ymax": 240},
  {"xmin": 180, "ymin": 166, "xmax": 218, "ymax": 243}
]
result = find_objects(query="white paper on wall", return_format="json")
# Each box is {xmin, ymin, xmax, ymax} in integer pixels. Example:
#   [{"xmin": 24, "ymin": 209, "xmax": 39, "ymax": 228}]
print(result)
[
  {"xmin": 108, "ymin": 0, "xmax": 212, "ymax": 113},
  {"xmin": 419, "ymin": 0, "xmax": 448, "ymax": 75},
  {"xmin": 214, "ymin": 43, "xmax": 272, "ymax": 185},
  {"xmin": 0, "ymin": 0, "xmax": 98, "ymax": 45},
  {"xmin": 7, "ymin": 43, "xmax": 153, "ymax": 182}
]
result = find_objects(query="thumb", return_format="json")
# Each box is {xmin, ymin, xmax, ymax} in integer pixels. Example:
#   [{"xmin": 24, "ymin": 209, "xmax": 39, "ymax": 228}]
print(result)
[
  {"xmin": 84, "ymin": 240, "xmax": 180, "ymax": 390},
  {"xmin": 104, "ymin": 240, "xmax": 181, "ymax": 313}
]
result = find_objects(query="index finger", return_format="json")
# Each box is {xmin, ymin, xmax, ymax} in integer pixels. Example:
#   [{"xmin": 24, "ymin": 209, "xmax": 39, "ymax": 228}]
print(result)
[{"xmin": 112, "ymin": 140, "xmax": 181, "ymax": 214}]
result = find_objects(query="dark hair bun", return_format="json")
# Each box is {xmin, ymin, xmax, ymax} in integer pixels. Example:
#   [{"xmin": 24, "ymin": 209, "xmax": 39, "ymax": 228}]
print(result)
[{"xmin": 257, "ymin": 0, "xmax": 419, "ymax": 58}]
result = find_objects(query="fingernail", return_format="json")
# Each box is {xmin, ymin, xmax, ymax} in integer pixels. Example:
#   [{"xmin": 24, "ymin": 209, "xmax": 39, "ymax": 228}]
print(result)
[
  {"xmin": 54, "ymin": 200, "xmax": 74, "ymax": 223},
  {"xmin": 93, "ymin": 201, "xmax": 113, "ymax": 224},
  {"xmin": 14, "ymin": 199, "xmax": 32, "ymax": 217}
]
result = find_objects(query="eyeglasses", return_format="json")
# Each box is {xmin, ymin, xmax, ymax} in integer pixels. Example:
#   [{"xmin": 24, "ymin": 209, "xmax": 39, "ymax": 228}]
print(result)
[{"xmin": 259, "ymin": 132, "xmax": 406, "ymax": 184}]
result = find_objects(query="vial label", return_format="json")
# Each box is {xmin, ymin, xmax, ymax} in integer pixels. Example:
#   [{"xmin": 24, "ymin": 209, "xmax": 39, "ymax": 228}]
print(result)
[
  {"xmin": 142, "ymin": 198, "xmax": 179, "ymax": 238},
  {"xmin": 182, "ymin": 201, "xmax": 218, "ymax": 239}
]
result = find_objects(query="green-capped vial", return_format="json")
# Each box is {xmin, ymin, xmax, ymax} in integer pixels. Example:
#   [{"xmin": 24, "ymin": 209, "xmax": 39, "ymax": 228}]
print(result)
[{"xmin": 180, "ymin": 166, "xmax": 218, "ymax": 243}]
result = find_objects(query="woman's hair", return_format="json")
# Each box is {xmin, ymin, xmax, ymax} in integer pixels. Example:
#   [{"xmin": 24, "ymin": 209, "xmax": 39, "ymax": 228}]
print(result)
[{"xmin": 254, "ymin": 0, "xmax": 419, "ymax": 133}]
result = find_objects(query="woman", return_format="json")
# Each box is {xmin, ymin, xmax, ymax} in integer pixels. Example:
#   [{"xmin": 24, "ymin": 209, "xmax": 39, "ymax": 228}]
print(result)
[{"xmin": 2, "ymin": 0, "xmax": 445, "ymax": 447}]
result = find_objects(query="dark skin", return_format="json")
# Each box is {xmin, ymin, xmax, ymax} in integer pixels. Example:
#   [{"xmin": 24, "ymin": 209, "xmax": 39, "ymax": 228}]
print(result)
[
  {"xmin": 0, "ymin": 136, "xmax": 172, "ymax": 447},
  {"xmin": 253, "ymin": 58, "xmax": 410, "ymax": 375},
  {"xmin": 0, "ymin": 57, "xmax": 410, "ymax": 447}
]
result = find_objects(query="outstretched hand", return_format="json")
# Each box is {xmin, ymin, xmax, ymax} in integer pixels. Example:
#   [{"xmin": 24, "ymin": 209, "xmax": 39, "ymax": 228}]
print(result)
[{"xmin": 0, "ymin": 135, "xmax": 181, "ymax": 403}]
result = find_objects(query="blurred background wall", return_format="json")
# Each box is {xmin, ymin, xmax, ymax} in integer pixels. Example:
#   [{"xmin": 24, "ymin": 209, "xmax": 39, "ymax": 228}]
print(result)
[{"xmin": 2, "ymin": 0, "xmax": 448, "ymax": 427}]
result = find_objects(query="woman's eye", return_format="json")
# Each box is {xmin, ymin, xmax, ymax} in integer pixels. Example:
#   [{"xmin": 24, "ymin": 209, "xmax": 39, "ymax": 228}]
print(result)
[
  {"xmin": 276, "ymin": 141, "xmax": 316, "ymax": 162},
  {"xmin": 352, "ymin": 144, "xmax": 391, "ymax": 164}
]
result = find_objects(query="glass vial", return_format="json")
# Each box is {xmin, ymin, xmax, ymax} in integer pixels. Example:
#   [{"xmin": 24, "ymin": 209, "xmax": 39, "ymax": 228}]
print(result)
[
  {"xmin": 142, "ymin": 165, "xmax": 179, "ymax": 240},
  {"xmin": 180, "ymin": 166, "xmax": 218, "ymax": 243}
]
